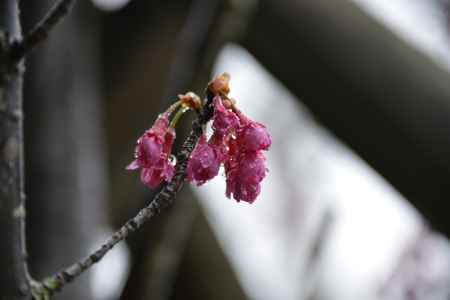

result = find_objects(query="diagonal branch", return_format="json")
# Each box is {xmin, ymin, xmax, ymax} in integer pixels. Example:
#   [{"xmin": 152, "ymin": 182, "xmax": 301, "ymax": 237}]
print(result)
[
  {"xmin": 31, "ymin": 90, "xmax": 216, "ymax": 298},
  {"xmin": 11, "ymin": 0, "xmax": 76, "ymax": 61}
]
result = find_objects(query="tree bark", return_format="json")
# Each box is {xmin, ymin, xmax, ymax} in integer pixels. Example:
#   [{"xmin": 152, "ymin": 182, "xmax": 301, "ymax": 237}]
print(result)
[
  {"xmin": 0, "ymin": 1, "xmax": 30, "ymax": 299},
  {"xmin": 242, "ymin": 0, "xmax": 450, "ymax": 237}
]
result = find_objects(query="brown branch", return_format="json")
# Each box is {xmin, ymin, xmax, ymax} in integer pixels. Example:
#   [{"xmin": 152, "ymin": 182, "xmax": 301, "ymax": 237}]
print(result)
[
  {"xmin": 32, "ymin": 90, "xmax": 215, "ymax": 298},
  {"xmin": 10, "ymin": 0, "xmax": 76, "ymax": 61}
]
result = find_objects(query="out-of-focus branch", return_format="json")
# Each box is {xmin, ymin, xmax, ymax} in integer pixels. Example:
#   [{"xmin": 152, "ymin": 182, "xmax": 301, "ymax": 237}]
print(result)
[
  {"xmin": 31, "ymin": 88, "xmax": 216, "ymax": 299},
  {"xmin": 242, "ymin": 0, "xmax": 450, "ymax": 236},
  {"xmin": 162, "ymin": 0, "xmax": 258, "ymax": 103},
  {"xmin": 379, "ymin": 228, "xmax": 450, "ymax": 300},
  {"xmin": 161, "ymin": 0, "xmax": 224, "ymax": 104},
  {"xmin": 141, "ymin": 191, "xmax": 197, "ymax": 300},
  {"xmin": 303, "ymin": 209, "xmax": 334, "ymax": 300},
  {"xmin": 11, "ymin": 0, "xmax": 76, "ymax": 61}
]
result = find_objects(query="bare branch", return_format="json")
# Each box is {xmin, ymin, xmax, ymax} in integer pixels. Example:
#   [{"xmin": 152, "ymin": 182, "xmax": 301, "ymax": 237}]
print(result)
[{"xmin": 10, "ymin": 0, "xmax": 76, "ymax": 61}]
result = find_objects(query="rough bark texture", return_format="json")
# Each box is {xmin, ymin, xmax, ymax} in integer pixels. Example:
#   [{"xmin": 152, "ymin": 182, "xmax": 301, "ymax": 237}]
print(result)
[
  {"xmin": 0, "ymin": 1, "xmax": 30, "ymax": 299},
  {"xmin": 242, "ymin": 0, "xmax": 450, "ymax": 237}
]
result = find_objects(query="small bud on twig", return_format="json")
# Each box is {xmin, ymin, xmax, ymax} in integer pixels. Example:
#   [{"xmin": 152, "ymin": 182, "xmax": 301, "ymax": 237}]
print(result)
[
  {"xmin": 178, "ymin": 92, "xmax": 201, "ymax": 110},
  {"xmin": 208, "ymin": 72, "xmax": 230, "ymax": 96}
]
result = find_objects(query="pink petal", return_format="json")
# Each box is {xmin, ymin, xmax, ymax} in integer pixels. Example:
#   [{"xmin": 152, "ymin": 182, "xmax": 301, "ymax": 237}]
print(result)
[
  {"xmin": 239, "ymin": 122, "xmax": 272, "ymax": 152},
  {"xmin": 142, "ymin": 136, "xmax": 163, "ymax": 164},
  {"xmin": 126, "ymin": 160, "xmax": 140, "ymax": 170},
  {"xmin": 212, "ymin": 96, "xmax": 239, "ymax": 138},
  {"xmin": 187, "ymin": 135, "xmax": 220, "ymax": 186}
]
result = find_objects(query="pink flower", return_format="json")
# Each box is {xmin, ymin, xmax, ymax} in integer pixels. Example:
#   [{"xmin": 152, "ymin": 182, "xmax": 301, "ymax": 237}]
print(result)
[
  {"xmin": 225, "ymin": 151, "xmax": 267, "ymax": 203},
  {"xmin": 126, "ymin": 113, "xmax": 176, "ymax": 188},
  {"xmin": 212, "ymin": 96, "xmax": 239, "ymax": 139},
  {"xmin": 204, "ymin": 97, "xmax": 271, "ymax": 203},
  {"xmin": 238, "ymin": 120, "xmax": 271, "ymax": 152},
  {"xmin": 140, "ymin": 158, "xmax": 174, "ymax": 188},
  {"xmin": 209, "ymin": 96, "xmax": 240, "ymax": 163},
  {"xmin": 187, "ymin": 135, "xmax": 220, "ymax": 185}
]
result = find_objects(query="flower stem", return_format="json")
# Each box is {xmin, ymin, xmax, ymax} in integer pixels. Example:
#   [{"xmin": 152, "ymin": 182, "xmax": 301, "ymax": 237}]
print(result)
[
  {"xmin": 30, "ymin": 91, "xmax": 216, "ymax": 299},
  {"xmin": 169, "ymin": 107, "xmax": 189, "ymax": 128},
  {"xmin": 166, "ymin": 100, "xmax": 182, "ymax": 115}
]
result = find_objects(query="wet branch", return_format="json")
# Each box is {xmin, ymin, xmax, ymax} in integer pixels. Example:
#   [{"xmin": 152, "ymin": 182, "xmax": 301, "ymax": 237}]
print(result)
[{"xmin": 32, "ymin": 90, "xmax": 215, "ymax": 298}]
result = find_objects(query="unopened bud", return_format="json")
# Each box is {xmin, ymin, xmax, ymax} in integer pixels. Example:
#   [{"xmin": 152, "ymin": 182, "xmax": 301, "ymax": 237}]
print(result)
[
  {"xmin": 178, "ymin": 92, "xmax": 201, "ymax": 110},
  {"xmin": 208, "ymin": 73, "xmax": 230, "ymax": 96}
]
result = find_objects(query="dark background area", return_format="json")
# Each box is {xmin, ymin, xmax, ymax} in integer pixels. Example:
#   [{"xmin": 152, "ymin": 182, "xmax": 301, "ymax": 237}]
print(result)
[{"xmin": 15, "ymin": 0, "xmax": 450, "ymax": 299}]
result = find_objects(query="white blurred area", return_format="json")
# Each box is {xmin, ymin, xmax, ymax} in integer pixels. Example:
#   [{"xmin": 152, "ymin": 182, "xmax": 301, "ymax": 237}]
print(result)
[
  {"xmin": 91, "ymin": 0, "xmax": 131, "ymax": 11},
  {"xmin": 91, "ymin": 229, "xmax": 131, "ymax": 300},
  {"xmin": 193, "ymin": 44, "xmax": 450, "ymax": 300}
]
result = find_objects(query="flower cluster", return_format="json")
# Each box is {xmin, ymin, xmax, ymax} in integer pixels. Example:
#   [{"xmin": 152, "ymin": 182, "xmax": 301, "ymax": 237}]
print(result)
[
  {"xmin": 186, "ymin": 74, "xmax": 271, "ymax": 203},
  {"xmin": 127, "ymin": 73, "xmax": 271, "ymax": 203}
]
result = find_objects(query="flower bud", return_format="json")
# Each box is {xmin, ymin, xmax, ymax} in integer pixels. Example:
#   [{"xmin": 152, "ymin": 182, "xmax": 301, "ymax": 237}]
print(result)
[
  {"xmin": 239, "ymin": 121, "xmax": 271, "ymax": 152},
  {"xmin": 208, "ymin": 73, "xmax": 230, "ymax": 96},
  {"xmin": 187, "ymin": 135, "xmax": 220, "ymax": 186}
]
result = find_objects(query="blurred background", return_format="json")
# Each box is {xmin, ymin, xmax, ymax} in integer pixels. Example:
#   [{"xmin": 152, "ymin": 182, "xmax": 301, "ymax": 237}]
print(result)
[{"xmin": 19, "ymin": 0, "xmax": 450, "ymax": 299}]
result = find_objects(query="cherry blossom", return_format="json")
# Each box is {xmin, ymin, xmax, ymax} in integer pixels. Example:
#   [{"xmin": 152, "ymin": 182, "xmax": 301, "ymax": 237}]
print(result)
[
  {"xmin": 126, "ymin": 113, "xmax": 176, "ymax": 188},
  {"xmin": 187, "ymin": 135, "xmax": 220, "ymax": 186},
  {"xmin": 127, "ymin": 74, "xmax": 271, "ymax": 203}
]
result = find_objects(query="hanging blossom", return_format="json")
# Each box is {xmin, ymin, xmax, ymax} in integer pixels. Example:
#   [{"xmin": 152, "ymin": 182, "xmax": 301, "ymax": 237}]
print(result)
[
  {"xmin": 187, "ymin": 73, "xmax": 272, "ymax": 203},
  {"xmin": 127, "ymin": 93, "xmax": 202, "ymax": 188},
  {"xmin": 186, "ymin": 135, "xmax": 220, "ymax": 185},
  {"xmin": 127, "ymin": 73, "xmax": 271, "ymax": 204},
  {"xmin": 220, "ymin": 102, "xmax": 271, "ymax": 203},
  {"xmin": 126, "ymin": 112, "xmax": 176, "ymax": 188}
]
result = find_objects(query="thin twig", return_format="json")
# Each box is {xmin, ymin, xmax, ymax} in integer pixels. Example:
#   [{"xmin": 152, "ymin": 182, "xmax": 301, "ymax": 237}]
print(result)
[
  {"xmin": 32, "ymin": 91, "xmax": 215, "ymax": 298},
  {"xmin": 10, "ymin": 0, "xmax": 76, "ymax": 61}
]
